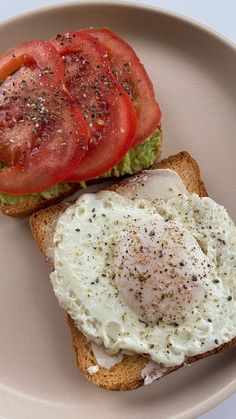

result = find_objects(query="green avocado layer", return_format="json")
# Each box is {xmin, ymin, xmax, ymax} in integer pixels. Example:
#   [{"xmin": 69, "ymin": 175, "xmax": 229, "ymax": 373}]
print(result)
[
  {"xmin": 0, "ymin": 128, "xmax": 161, "ymax": 207},
  {"xmin": 102, "ymin": 128, "xmax": 161, "ymax": 178},
  {"xmin": 0, "ymin": 182, "xmax": 73, "ymax": 206}
]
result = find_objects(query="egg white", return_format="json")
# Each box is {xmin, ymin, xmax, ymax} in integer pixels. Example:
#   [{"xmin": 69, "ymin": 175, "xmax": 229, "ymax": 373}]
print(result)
[{"xmin": 50, "ymin": 181, "xmax": 236, "ymax": 367}]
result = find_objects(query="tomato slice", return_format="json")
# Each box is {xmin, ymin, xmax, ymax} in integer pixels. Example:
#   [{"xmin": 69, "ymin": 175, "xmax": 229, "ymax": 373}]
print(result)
[
  {"xmin": 0, "ymin": 41, "xmax": 88, "ymax": 194},
  {"xmin": 51, "ymin": 32, "xmax": 136, "ymax": 181},
  {"xmin": 0, "ymin": 40, "xmax": 63, "ymax": 87},
  {"xmin": 84, "ymin": 28, "xmax": 161, "ymax": 146},
  {"xmin": 67, "ymin": 91, "xmax": 136, "ymax": 181}
]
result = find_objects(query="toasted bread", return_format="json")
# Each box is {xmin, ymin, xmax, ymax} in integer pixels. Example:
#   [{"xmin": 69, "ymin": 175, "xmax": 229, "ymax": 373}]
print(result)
[{"xmin": 30, "ymin": 151, "xmax": 235, "ymax": 390}]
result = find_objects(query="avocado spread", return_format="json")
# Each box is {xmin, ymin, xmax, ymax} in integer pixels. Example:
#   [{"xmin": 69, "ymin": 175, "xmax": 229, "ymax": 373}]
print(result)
[{"xmin": 0, "ymin": 128, "xmax": 161, "ymax": 206}]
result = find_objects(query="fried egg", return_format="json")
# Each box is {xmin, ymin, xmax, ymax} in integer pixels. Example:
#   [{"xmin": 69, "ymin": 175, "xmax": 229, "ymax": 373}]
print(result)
[{"xmin": 50, "ymin": 170, "xmax": 236, "ymax": 367}]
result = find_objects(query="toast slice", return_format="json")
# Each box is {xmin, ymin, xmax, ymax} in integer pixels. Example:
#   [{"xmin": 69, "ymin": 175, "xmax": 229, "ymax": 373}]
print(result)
[
  {"xmin": 30, "ymin": 151, "xmax": 236, "ymax": 390},
  {"xmin": 1, "ymin": 128, "xmax": 162, "ymax": 217}
]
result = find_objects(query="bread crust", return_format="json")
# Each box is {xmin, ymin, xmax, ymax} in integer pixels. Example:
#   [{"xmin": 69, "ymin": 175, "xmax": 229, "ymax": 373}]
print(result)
[
  {"xmin": 1, "ymin": 184, "xmax": 79, "ymax": 217},
  {"xmin": 30, "ymin": 151, "xmax": 235, "ymax": 390},
  {"xmin": 67, "ymin": 316, "xmax": 236, "ymax": 390}
]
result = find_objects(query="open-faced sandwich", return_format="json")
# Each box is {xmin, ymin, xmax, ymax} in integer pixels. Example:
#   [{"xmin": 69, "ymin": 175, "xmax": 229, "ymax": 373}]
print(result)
[
  {"xmin": 2, "ymin": 26, "xmax": 235, "ymax": 392},
  {"xmin": 30, "ymin": 151, "xmax": 236, "ymax": 390},
  {"xmin": 0, "ymin": 28, "xmax": 161, "ymax": 216}
]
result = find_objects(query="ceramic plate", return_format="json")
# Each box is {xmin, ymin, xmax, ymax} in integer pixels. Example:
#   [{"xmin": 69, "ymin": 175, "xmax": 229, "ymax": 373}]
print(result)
[{"xmin": 0, "ymin": 2, "xmax": 235, "ymax": 418}]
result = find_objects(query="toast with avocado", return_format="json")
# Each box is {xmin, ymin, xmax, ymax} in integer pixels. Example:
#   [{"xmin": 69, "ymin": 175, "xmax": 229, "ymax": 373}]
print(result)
[
  {"xmin": 0, "ymin": 28, "xmax": 162, "ymax": 217},
  {"xmin": 0, "ymin": 128, "xmax": 161, "ymax": 216}
]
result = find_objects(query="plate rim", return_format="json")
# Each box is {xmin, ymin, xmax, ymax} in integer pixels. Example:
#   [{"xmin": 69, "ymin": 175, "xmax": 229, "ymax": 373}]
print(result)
[
  {"xmin": 0, "ymin": 0, "xmax": 235, "ymax": 52},
  {"xmin": 0, "ymin": 1, "xmax": 235, "ymax": 418}
]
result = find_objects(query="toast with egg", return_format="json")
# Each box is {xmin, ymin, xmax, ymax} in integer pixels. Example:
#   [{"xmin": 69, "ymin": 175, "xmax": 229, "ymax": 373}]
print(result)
[{"xmin": 30, "ymin": 151, "xmax": 236, "ymax": 390}]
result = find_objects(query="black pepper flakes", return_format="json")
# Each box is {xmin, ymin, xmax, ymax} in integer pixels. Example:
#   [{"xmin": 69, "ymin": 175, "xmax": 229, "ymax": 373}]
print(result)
[{"xmin": 218, "ymin": 238, "xmax": 226, "ymax": 245}]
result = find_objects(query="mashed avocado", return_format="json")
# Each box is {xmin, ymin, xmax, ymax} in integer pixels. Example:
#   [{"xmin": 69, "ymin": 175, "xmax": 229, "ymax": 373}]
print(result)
[
  {"xmin": 0, "ymin": 182, "xmax": 73, "ymax": 206},
  {"xmin": 0, "ymin": 128, "xmax": 161, "ymax": 207},
  {"xmin": 103, "ymin": 128, "xmax": 161, "ymax": 177}
]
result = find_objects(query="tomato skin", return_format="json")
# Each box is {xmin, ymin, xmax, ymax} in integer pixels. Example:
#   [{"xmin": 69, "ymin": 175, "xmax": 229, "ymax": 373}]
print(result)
[
  {"xmin": 84, "ymin": 28, "xmax": 161, "ymax": 146},
  {"xmin": 0, "ymin": 40, "xmax": 89, "ymax": 194},
  {"xmin": 51, "ymin": 32, "xmax": 114, "ymax": 142},
  {"xmin": 67, "ymin": 91, "xmax": 137, "ymax": 181},
  {"xmin": 0, "ymin": 103, "xmax": 88, "ymax": 194},
  {"xmin": 0, "ymin": 40, "xmax": 65, "ymax": 86},
  {"xmin": 51, "ymin": 31, "xmax": 137, "ymax": 181}
]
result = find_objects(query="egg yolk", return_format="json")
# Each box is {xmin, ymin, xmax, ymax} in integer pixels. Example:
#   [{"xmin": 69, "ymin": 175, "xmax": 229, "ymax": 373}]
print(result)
[{"xmin": 112, "ymin": 216, "xmax": 209, "ymax": 326}]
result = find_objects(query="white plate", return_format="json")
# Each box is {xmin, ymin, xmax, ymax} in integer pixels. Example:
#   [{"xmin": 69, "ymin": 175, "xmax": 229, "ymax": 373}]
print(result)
[{"xmin": 0, "ymin": 2, "xmax": 235, "ymax": 418}]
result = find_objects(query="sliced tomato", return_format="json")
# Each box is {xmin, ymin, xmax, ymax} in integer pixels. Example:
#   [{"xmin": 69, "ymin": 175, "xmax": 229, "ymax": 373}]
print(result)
[
  {"xmin": 67, "ymin": 91, "xmax": 136, "ymax": 181},
  {"xmin": 84, "ymin": 28, "xmax": 161, "ymax": 146},
  {"xmin": 0, "ymin": 40, "xmax": 63, "ymax": 86},
  {"xmin": 51, "ymin": 31, "xmax": 136, "ymax": 181},
  {"xmin": 0, "ymin": 40, "xmax": 88, "ymax": 194}
]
